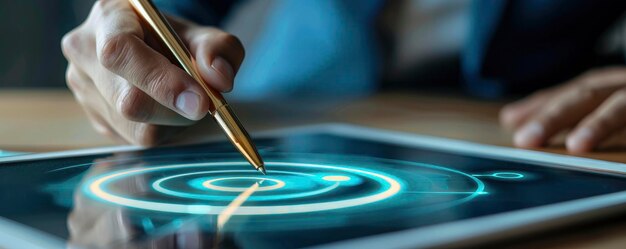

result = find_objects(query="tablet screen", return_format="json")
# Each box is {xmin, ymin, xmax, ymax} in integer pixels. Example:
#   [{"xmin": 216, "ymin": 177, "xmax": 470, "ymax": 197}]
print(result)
[{"xmin": 1, "ymin": 130, "xmax": 625, "ymax": 248}]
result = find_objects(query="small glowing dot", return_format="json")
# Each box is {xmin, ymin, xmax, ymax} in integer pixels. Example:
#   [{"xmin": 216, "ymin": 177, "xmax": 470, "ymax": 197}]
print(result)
[{"xmin": 322, "ymin": 175, "xmax": 351, "ymax": 182}]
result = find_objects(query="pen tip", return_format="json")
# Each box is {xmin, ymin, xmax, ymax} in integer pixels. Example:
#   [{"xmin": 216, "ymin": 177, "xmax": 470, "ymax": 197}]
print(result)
[{"xmin": 258, "ymin": 166, "xmax": 266, "ymax": 175}]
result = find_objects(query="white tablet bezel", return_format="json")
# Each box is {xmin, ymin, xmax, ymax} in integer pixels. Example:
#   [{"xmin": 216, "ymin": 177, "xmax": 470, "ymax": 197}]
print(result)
[{"xmin": 0, "ymin": 123, "xmax": 625, "ymax": 249}]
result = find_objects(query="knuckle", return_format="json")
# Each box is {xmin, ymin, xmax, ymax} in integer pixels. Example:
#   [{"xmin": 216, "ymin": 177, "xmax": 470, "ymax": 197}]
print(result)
[
  {"xmin": 143, "ymin": 65, "xmax": 169, "ymax": 88},
  {"xmin": 65, "ymin": 68, "xmax": 81, "ymax": 92},
  {"xmin": 61, "ymin": 30, "xmax": 81, "ymax": 59},
  {"xmin": 143, "ymin": 65, "xmax": 177, "ymax": 104},
  {"xmin": 116, "ymin": 88, "xmax": 150, "ymax": 121},
  {"xmin": 99, "ymin": 34, "xmax": 132, "ymax": 70},
  {"xmin": 570, "ymin": 84, "xmax": 598, "ymax": 101},
  {"xmin": 139, "ymin": 64, "xmax": 177, "ymax": 104}
]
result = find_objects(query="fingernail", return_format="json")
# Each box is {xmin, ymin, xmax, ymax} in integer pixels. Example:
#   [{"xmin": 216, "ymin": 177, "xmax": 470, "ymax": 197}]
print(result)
[
  {"xmin": 211, "ymin": 56, "xmax": 234, "ymax": 85},
  {"xmin": 514, "ymin": 122, "xmax": 544, "ymax": 147},
  {"xmin": 176, "ymin": 90, "xmax": 201, "ymax": 118},
  {"xmin": 567, "ymin": 128, "xmax": 594, "ymax": 152}
]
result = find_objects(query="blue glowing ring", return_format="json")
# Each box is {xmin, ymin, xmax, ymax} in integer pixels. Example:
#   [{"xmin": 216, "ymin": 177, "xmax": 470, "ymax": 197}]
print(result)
[
  {"xmin": 491, "ymin": 172, "xmax": 524, "ymax": 179},
  {"xmin": 151, "ymin": 170, "xmax": 342, "ymax": 201},
  {"xmin": 85, "ymin": 162, "xmax": 402, "ymax": 215}
]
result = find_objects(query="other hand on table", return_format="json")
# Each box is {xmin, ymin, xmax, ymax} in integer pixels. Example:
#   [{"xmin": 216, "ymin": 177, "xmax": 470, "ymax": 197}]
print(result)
[{"xmin": 501, "ymin": 67, "xmax": 626, "ymax": 153}]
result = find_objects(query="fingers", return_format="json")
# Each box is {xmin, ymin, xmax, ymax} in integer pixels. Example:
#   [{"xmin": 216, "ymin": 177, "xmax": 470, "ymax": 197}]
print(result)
[
  {"xmin": 567, "ymin": 89, "xmax": 626, "ymax": 153},
  {"xmin": 180, "ymin": 25, "xmax": 245, "ymax": 92},
  {"xmin": 62, "ymin": 0, "xmax": 243, "ymax": 146},
  {"xmin": 506, "ymin": 67, "xmax": 626, "ymax": 152},
  {"xmin": 97, "ymin": 74, "xmax": 196, "ymax": 126},
  {"xmin": 62, "ymin": 29, "xmax": 98, "ymax": 76},
  {"xmin": 500, "ymin": 90, "xmax": 554, "ymax": 130},
  {"xmin": 64, "ymin": 29, "xmax": 198, "ymax": 126},
  {"xmin": 67, "ymin": 64, "xmax": 184, "ymax": 146},
  {"xmin": 94, "ymin": 1, "xmax": 210, "ymax": 120},
  {"xmin": 98, "ymin": 89, "xmax": 183, "ymax": 147},
  {"xmin": 513, "ymin": 85, "xmax": 608, "ymax": 148},
  {"xmin": 66, "ymin": 64, "xmax": 124, "ymax": 142}
]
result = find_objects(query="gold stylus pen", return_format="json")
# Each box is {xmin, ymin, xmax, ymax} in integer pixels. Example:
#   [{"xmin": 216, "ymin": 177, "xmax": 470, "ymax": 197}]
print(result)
[{"xmin": 128, "ymin": 0, "xmax": 266, "ymax": 174}]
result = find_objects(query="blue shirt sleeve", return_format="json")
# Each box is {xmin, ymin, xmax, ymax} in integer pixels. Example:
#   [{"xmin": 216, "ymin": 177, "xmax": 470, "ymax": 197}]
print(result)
[{"xmin": 230, "ymin": 0, "xmax": 385, "ymax": 101}]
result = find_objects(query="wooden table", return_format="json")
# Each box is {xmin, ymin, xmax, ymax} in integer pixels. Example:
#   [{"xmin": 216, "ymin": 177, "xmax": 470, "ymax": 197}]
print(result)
[{"xmin": 1, "ymin": 89, "xmax": 625, "ymax": 248}]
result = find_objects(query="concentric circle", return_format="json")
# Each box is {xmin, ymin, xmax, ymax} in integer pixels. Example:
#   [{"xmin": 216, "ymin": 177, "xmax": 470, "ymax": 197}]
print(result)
[
  {"xmin": 78, "ymin": 153, "xmax": 488, "ymax": 229},
  {"xmin": 85, "ymin": 161, "xmax": 403, "ymax": 215},
  {"xmin": 152, "ymin": 170, "xmax": 345, "ymax": 202}
]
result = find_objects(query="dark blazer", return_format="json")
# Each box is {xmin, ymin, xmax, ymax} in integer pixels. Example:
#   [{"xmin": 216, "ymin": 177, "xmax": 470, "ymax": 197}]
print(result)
[{"xmin": 463, "ymin": 0, "xmax": 626, "ymax": 98}]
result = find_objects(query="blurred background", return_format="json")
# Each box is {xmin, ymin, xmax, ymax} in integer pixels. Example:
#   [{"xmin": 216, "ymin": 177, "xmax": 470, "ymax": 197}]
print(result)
[
  {"xmin": 0, "ymin": 0, "xmax": 468, "ymax": 94},
  {"xmin": 0, "ymin": 0, "xmax": 625, "ymax": 97},
  {"xmin": 0, "ymin": 0, "xmax": 93, "ymax": 88},
  {"xmin": 0, "ymin": 0, "xmax": 626, "ymax": 100}
]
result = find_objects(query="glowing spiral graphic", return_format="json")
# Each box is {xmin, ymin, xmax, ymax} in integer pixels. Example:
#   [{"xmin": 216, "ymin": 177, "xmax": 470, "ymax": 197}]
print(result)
[
  {"xmin": 75, "ymin": 152, "xmax": 492, "ymax": 229},
  {"xmin": 151, "ymin": 170, "xmax": 347, "ymax": 201},
  {"xmin": 84, "ymin": 162, "xmax": 403, "ymax": 215}
]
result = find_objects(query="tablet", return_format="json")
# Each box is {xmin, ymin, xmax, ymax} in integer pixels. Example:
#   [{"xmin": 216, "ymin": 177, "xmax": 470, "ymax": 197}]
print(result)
[{"xmin": 0, "ymin": 124, "xmax": 625, "ymax": 249}]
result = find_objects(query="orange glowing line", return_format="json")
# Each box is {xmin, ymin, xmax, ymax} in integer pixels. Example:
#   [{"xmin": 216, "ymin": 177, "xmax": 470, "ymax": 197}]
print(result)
[{"xmin": 217, "ymin": 181, "xmax": 260, "ymax": 230}]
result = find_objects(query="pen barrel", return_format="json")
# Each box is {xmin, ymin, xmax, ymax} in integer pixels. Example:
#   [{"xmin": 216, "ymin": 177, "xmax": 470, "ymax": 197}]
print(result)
[
  {"xmin": 214, "ymin": 104, "xmax": 264, "ymax": 168},
  {"xmin": 128, "ymin": 0, "xmax": 226, "ymax": 114},
  {"xmin": 129, "ymin": 0, "xmax": 264, "ymax": 169}
]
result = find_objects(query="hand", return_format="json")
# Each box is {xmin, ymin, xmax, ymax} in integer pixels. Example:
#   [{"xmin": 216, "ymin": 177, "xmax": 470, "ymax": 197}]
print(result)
[
  {"xmin": 61, "ymin": 0, "xmax": 244, "ymax": 146},
  {"xmin": 500, "ymin": 67, "xmax": 626, "ymax": 153}
]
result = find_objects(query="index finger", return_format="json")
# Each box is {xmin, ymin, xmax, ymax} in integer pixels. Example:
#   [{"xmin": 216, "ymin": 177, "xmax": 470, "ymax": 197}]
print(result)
[{"xmin": 94, "ymin": 0, "xmax": 210, "ymax": 120}]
